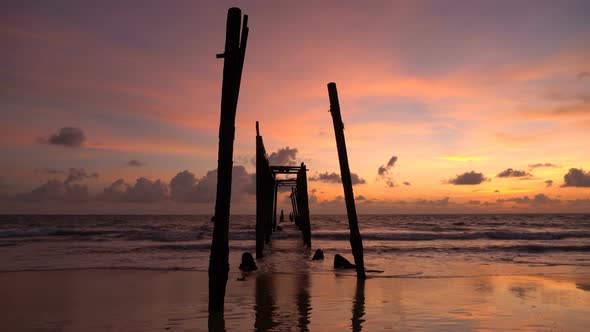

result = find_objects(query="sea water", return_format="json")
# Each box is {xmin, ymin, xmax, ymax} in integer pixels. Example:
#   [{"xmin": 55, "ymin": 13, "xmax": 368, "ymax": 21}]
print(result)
[{"xmin": 1, "ymin": 214, "xmax": 589, "ymax": 277}]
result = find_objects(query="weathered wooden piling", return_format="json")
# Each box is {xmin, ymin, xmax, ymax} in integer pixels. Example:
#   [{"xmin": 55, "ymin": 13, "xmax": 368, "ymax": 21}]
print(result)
[
  {"xmin": 208, "ymin": 7, "xmax": 249, "ymax": 313},
  {"xmin": 327, "ymin": 82, "xmax": 366, "ymax": 279},
  {"xmin": 297, "ymin": 163, "xmax": 311, "ymax": 247},
  {"xmin": 256, "ymin": 122, "xmax": 278, "ymax": 255},
  {"xmin": 256, "ymin": 134, "xmax": 313, "ymax": 255},
  {"xmin": 291, "ymin": 188, "xmax": 299, "ymax": 227},
  {"xmin": 272, "ymin": 180, "xmax": 278, "ymax": 232},
  {"xmin": 255, "ymin": 121, "xmax": 265, "ymax": 258}
]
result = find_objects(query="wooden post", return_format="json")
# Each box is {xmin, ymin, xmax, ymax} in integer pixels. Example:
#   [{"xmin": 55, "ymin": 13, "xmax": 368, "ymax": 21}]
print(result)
[
  {"xmin": 208, "ymin": 7, "xmax": 249, "ymax": 313},
  {"xmin": 272, "ymin": 179, "xmax": 278, "ymax": 232},
  {"xmin": 291, "ymin": 188, "xmax": 299, "ymax": 228},
  {"xmin": 298, "ymin": 163, "xmax": 311, "ymax": 247},
  {"xmin": 264, "ymin": 174, "xmax": 273, "ymax": 243},
  {"xmin": 255, "ymin": 121, "xmax": 264, "ymax": 258},
  {"xmin": 327, "ymin": 82, "xmax": 366, "ymax": 279}
]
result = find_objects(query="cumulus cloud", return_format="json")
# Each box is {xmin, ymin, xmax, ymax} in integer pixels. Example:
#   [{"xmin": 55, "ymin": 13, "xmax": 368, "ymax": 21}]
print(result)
[
  {"xmin": 578, "ymin": 71, "xmax": 590, "ymax": 79},
  {"xmin": 12, "ymin": 166, "xmax": 258, "ymax": 205},
  {"xmin": 268, "ymin": 147, "xmax": 298, "ymax": 166},
  {"xmin": 528, "ymin": 163, "xmax": 558, "ymax": 169},
  {"xmin": 497, "ymin": 193, "xmax": 560, "ymax": 205},
  {"xmin": 415, "ymin": 197, "xmax": 450, "ymax": 206},
  {"xmin": 312, "ymin": 172, "xmax": 339, "ymax": 183},
  {"xmin": 545, "ymin": 179, "xmax": 553, "ymax": 187},
  {"xmin": 99, "ymin": 177, "xmax": 169, "ymax": 203},
  {"xmin": 127, "ymin": 160, "xmax": 145, "ymax": 167},
  {"xmin": 562, "ymin": 168, "xmax": 590, "ymax": 187},
  {"xmin": 33, "ymin": 168, "xmax": 98, "ymax": 184},
  {"xmin": 169, "ymin": 166, "xmax": 255, "ymax": 203},
  {"xmin": 447, "ymin": 171, "xmax": 487, "ymax": 185},
  {"xmin": 169, "ymin": 170, "xmax": 198, "ymax": 202},
  {"xmin": 310, "ymin": 171, "xmax": 366, "ymax": 185},
  {"xmin": 467, "ymin": 200, "xmax": 481, "ymax": 205},
  {"xmin": 41, "ymin": 127, "xmax": 86, "ymax": 147},
  {"xmin": 496, "ymin": 168, "xmax": 532, "ymax": 178},
  {"xmin": 16, "ymin": 168, "xmax": 98, "ymax": 202},
  {"xmin": 65, "ymin": 168, "xmax": 98, "ymax": 184},
  {"xmin": 18, "ymin": 180, "xmax": 90, "ymax": 202},
  {"xmin": 377, "ymin": 155, "xmax": 398, "ymax": 187}
]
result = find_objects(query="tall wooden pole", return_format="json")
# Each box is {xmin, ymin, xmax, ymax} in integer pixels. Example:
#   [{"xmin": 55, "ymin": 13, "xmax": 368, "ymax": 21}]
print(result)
[
  {"xmin": 208, "ymin": 7, "xmax": 249, "ymax": 313},
  {"xmin": 298, "ymin": 163, "xmax": 311, "ymax": 247},
  {"xmin": 327, "ymin": 82, "xmax": 366, "ymax": 279},
  {"xmin": 272, "ymin": 179, "xmax": 278, "ymax": 232},
  {"xmin": 255, "ymin": 121, "xmax": 264, "ymax": 258}
]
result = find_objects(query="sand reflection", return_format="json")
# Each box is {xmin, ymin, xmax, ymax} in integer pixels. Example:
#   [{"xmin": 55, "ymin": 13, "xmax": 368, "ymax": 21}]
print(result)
[
  {"xmin": 351, "ymin": 278, "xmax": 366, "ymax": 332},
  {"xmin": 254, "ymin": 273, "xmax": 278, "ymax": 331},
  {"xmin": 2, "ymin": 270, "xmax": 590, "ymax": 331},
  {"xmin": 296, "ymin": 272, "xmax": 311, "ymax": 332}
]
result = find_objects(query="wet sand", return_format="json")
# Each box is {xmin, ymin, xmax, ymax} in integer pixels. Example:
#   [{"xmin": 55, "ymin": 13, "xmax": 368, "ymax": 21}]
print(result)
[{"xmin": 1, "ymin": 269, "xmax": 590, "ymax": 331}]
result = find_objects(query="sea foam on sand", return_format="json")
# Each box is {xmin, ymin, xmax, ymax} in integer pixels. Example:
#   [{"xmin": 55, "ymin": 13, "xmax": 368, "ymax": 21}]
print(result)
[{"xmin": 1, "ymin": 269, "xmax": 590, "ymax": 331}]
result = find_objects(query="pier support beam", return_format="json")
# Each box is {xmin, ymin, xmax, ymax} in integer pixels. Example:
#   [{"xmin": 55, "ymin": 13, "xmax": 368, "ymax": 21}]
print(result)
[
  {"xmin": 208, "ymin": 7, "xmax": 249, "ymax": 314},
  {"xmin": 297, "ymin": 163, "xmax": 311, "ymax": 247},
  {"xmin": 256, "ymin": 121, "xmax": 265, "ymax": 258},
  {"xmin": 327, "ymin": 82, "xmax": 366, "ymax": 279},
  {"xmin": 272, "ymin": 180, "xmax": 278, "ymax": 232}
]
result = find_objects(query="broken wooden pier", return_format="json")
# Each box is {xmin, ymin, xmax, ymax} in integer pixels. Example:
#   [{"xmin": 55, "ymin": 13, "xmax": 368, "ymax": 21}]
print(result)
[
  {"xmin": 256, "ymin": 121, "xmax": 312, "ymax": 258},
  {"xmin": 208, "ymin": 7, "xmax": 368, "ymax": 316}
]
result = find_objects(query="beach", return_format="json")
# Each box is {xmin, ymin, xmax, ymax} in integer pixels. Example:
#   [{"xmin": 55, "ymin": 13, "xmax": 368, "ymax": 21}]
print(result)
[
  {"xmin": 1, "ymin": 214, "xmax": 590, "ymax": 331},
  {"xmin": 2, "ymin": 269, "xmax": 590, "ymax": 331}
]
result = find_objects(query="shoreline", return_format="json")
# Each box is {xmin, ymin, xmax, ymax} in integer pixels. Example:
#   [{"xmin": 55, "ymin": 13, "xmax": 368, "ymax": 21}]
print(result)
[{"xmin": 2, "ymin": 269, "xmax": 589, "ymax": 331}]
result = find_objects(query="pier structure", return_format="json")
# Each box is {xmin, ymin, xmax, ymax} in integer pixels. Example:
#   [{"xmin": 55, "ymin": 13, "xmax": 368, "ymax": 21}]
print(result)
[
  {"xmin": 209, "ymin": 7, "xmax": 367, "ymax": 315},
  {"xmin": 256, "ymin": 122, "xmax": 312, "ymax": 258}
]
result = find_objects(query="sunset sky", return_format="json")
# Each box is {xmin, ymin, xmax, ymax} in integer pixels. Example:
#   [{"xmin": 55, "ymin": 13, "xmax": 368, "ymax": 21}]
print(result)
[{"xmin": 1, "ymin": 0, "xmax": 589, "ymax": 214}]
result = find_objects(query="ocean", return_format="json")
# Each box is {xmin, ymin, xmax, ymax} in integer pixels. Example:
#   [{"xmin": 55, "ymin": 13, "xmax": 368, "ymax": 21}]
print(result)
[{"xmin": 1, "ymin": 214, "xmax": 589, "ymax": 277}]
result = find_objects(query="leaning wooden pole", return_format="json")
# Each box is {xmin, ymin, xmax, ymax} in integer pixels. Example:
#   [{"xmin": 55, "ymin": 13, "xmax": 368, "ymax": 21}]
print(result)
[
  {"xmin": 208, "ymin": 7, "xmax": 249, "ymax": 313},
  {"xmin": 327, "ymin": 82, "xmax": 366, "ymax": 279}
]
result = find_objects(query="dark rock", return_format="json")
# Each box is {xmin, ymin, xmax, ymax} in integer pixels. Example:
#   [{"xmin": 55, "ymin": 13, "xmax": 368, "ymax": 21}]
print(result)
[
  {"xmin": 277, "ymin": 225, "xmax": 282, "ymax": 231},
  {"xmin": 334, "ymin": 254, "xmax": 356, "ymax": 269},
  {"xmin": 239, "ymin": 252, "xmax": 257, "ymax": 272},
  {"xmin": 312, "ymin": 249, "xmax": 324, "ymax": 260}
]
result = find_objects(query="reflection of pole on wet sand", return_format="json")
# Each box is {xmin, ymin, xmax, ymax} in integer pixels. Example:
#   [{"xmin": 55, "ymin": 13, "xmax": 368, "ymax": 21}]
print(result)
[
  {"xmin": 208, "ymin": 312, "xmax": 226, "ymax": 332},
  {"xmin": 351, "ymin": 278, "xmax": 366, "ymax": 332},
  {"xmin": 255, "ymin": 273, "xmax": 278, "ymax": 331},
  {"xmin": 296, "ymin": 273, "xmax": 311, "ymax": 332}
]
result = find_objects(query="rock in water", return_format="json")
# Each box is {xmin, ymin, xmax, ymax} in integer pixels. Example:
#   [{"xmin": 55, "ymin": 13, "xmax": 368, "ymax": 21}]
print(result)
[
  {"xmin": 312, "ymin": 249, "xmax": 324, "ymax": 260},
  {"xmin": 239, "ymin": 252, "xmax": 257, "ymax": 272},
  {"xmin": 334, "ymin": 254, "xmax": 356, "ymax": 269}
]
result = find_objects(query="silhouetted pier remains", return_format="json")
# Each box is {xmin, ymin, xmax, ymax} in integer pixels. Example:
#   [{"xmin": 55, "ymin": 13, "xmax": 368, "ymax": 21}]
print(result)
[
  {"xmin": 256, "ymin": 121, "xmax": 312, "ymax": 258},
  {"xmin": 208, "ymin": 8, "xmax": 368, "ymax": 315},
  {"xmin": 208, "ymin": 7, "xmax": 249, "ymax": 314},
  {"xmin": 328, "ymin": 82, "xmax": 366, "ymax": 279}
]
